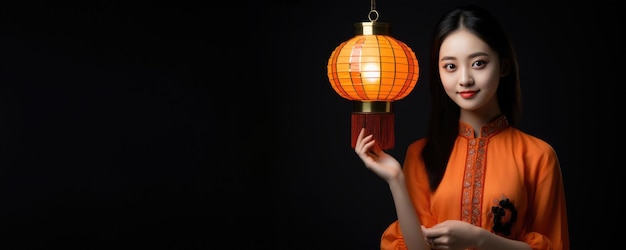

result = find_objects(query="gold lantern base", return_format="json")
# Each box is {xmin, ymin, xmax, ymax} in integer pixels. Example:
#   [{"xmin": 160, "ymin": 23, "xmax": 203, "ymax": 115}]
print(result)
[{"xmin": 351, "ymin": 101, "xmax": 394, "ymax": 150}]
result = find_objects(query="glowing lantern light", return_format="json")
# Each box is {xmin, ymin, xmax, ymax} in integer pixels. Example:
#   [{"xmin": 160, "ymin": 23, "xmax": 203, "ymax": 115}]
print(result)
[{"xmin": 327, "ymin": 7, "xmax": 419, "ymax": 150}]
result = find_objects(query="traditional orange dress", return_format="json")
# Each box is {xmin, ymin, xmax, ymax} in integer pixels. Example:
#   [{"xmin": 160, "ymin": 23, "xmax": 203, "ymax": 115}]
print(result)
[{"xmin": 381, "ymin": 116, "xmax": 569, "ymax": 250}]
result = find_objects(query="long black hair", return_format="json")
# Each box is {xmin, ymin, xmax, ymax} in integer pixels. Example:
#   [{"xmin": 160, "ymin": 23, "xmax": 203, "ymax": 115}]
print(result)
[{"xmin": 421, "ymin": 5, "xmax": 522, "ymax": 192}]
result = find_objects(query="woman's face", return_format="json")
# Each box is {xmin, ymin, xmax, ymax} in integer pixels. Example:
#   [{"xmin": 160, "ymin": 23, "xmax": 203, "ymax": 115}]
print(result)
[{"xmin": 438, "ymin": 28, "xmax": 502, "ymax": 114}]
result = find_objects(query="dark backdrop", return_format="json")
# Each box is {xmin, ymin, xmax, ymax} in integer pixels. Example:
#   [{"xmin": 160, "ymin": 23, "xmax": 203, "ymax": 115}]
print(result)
[
  {"xmin": 1, "ymin": 1, "xmax": 270, "ymax": 248},
  {"xmin": 0, "ymin": 0, "xmax": 620, "ymax": 249}
]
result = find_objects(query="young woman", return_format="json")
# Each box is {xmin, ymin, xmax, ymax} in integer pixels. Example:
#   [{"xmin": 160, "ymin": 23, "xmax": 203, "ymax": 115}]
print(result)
[{"xmin": 354, "ymin": 5, "xmax": 569, "ymax": 250}]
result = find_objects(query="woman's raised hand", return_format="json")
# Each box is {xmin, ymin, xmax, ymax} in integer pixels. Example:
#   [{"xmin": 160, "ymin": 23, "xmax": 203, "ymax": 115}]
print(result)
[{"xmin": 354, "ymin": 128, "xmax": 403, "ymax": 182}]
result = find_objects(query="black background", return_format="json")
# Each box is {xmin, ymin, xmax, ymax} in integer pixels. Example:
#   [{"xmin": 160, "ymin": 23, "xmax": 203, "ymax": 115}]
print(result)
[{"xmin": 1, "ymin": 0, "xmax": 620, "ymax": 249}]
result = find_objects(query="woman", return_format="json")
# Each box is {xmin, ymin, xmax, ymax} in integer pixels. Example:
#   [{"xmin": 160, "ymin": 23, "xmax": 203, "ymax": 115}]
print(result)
[{"xmin": 355, "ymin": 5, "xmax": 569, "ymax": 250}]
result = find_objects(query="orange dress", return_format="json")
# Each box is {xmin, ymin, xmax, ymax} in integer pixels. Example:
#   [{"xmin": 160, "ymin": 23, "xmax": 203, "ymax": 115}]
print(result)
[{"xmin": 381, "ymin": 116, "xmax": 569, "ymax": 250}]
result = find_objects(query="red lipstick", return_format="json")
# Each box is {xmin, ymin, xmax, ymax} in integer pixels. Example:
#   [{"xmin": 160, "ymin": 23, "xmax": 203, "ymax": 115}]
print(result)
[{"xmin": 459, "ymin": 90, "xmax": 479, "ymax": 99}]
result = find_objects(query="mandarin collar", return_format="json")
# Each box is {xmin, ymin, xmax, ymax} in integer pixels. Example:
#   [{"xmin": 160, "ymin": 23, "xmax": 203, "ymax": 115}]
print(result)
[{"xmin": 458, "ymin": 115, "xmax": 509, "ymax": 138}]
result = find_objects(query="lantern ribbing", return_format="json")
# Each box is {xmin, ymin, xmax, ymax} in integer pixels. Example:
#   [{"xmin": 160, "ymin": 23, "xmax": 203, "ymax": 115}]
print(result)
[{"xmin": 327, "ymin": 21, "xmax": 419, "ymax": 150}]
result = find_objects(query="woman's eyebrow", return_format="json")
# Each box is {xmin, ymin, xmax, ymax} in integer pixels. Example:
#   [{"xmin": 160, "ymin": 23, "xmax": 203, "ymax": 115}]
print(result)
[{"xmin": 440, "ymin": 51, "xmax": 489, "ymax": 61}]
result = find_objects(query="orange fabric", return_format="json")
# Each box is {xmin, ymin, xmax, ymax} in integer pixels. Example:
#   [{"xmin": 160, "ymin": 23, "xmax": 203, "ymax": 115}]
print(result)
[{"xmin": 381, "ymin": 116, "xmax": 569, "ymax": 250}]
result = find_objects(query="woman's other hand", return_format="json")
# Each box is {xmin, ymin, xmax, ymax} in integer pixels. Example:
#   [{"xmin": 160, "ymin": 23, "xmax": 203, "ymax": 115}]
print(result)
[{"xmin": 421, "ymin": 220, "xmax": 483, "ymax": 250}]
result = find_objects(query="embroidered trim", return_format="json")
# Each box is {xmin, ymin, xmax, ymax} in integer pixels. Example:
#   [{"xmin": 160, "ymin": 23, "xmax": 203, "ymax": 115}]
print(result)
[
  {"xmin": 459, "ymin": 115, "xmax": 508, "ymax": 226},
  {"xmin": 481, "ymin": 115, "xmax": 509, "ymax": 137},
  {"xmin": 461, "ymin": 138, "xmax": 487, "ymax": 225},
  {"xmin": 458, "ymin": 115, "xmax": 509, "ymax": 138}
]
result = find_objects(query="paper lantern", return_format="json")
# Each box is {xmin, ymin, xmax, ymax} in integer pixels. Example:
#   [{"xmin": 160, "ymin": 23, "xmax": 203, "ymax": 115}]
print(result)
[{"xmin": 327, "ymin": 12, "xmax": 419, "ymax": 150}]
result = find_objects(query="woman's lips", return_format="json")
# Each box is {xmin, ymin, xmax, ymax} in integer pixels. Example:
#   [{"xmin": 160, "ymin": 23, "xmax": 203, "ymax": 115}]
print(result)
[{"xmin": 459, "ymin": 90, "xmax": 479, "ymax": 99}]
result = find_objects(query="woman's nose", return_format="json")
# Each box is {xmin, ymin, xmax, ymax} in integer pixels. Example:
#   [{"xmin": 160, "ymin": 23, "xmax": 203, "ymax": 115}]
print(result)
[{"xmin": 459, "ymin": 68, "xmax": 474, "ymax": 86}]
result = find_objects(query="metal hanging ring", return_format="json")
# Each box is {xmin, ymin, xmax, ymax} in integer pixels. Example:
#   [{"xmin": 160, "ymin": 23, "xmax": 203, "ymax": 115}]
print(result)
[{"xmin": 368, "ymin": 10, "xmax": 379, "ymax": 22}]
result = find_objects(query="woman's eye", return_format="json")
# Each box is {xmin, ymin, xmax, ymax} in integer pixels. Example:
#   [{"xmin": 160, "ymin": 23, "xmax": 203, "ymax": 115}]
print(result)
[
  {"xmin": 443, "ymin": 64, "xmax": 456, "ymax": 71},
  {"xmin": 472, "ymin": 60, "xmax": 487, "ymax": 68}
]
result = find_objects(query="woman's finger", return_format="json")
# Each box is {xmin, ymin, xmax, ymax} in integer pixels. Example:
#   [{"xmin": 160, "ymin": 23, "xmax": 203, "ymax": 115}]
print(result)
[
  {"xmin": 356, "ymin": 130, "xmax": 373, "ymax": 153},
  {"xmin": 355, "ymin": 128, "xmax": 366, "ymax": 151}
]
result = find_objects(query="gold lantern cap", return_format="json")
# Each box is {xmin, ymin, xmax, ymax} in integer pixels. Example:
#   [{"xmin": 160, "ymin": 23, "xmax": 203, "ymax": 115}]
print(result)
[
  {"xmin": 353, "ymin": 101, "xmax": 392, "ymax": 113},
  {"xmin": 355, "ymin": 21, "xmax": 391, "ymax": 36}
]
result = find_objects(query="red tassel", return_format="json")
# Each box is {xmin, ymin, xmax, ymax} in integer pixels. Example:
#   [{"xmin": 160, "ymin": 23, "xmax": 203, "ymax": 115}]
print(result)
[{"xmin": 351, "ymin": 113, "xmax": 394, "ymax": 150}]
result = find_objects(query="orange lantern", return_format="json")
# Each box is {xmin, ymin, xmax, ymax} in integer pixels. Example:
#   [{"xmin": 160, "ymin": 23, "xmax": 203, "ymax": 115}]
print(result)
[{"xmin": 327, "ymin": 8, "xmax": 419, "ymax": 150}]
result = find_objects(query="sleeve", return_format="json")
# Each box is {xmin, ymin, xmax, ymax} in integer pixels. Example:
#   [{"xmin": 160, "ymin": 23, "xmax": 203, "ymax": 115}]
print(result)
[
  {"xmin": 523, "ymin": 143, "xmax": 570, "ymax": 250},
  {"xmin": 380, "ymin": 139, "xmax": 437, "ymax": 250}
]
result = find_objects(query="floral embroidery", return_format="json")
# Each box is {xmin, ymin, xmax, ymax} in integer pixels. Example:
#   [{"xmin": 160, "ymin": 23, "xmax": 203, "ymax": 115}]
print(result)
[{"xmin": 490, "ymin": 197, "xmax": 517, "ymax": 236}]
